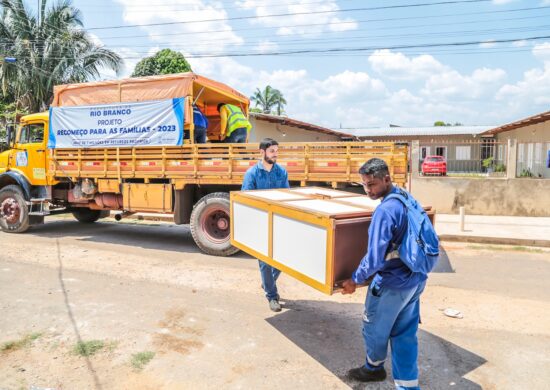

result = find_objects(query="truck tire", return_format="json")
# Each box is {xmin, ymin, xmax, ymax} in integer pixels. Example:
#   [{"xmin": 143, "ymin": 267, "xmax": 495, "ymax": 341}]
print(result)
[
  {"xmin": 190, "ymin": 192, "xmax": 239, "ymax": 257},
  {"xmin": 0, "ymin": 185, "xmax": 30, "ymax": 233},
  {"xmin": 72, "ymin": 208, "xmax": 109, "ymax": 223}
]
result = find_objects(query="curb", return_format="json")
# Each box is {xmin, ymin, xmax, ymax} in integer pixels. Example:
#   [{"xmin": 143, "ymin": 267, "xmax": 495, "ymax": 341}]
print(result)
[{"xmin": 439, "ymin": 234, "xmax": 550, "ymax": 248}]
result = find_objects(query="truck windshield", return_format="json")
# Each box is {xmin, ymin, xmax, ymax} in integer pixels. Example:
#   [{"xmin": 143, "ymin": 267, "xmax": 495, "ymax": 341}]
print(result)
[{"xmin": 18, "ymin": 124, "xmax": 44, "ymax": 144}]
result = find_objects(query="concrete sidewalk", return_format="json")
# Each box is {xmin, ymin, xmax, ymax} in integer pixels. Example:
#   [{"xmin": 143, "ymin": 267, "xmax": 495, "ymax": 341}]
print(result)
[{"xmin": 435, "ymin": 214, "xmax": 550, "ymax": 247}]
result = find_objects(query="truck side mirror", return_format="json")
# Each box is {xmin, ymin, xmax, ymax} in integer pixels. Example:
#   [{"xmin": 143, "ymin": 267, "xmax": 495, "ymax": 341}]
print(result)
[{"xmin": 6, "ymin": 124, "xmax": 15, "ymax": 147}]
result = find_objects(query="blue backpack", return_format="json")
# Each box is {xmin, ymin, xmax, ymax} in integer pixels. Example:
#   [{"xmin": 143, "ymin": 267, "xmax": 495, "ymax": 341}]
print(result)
[{"xmin": 385, "ymin": 188, "xmax": 440, "ymax": 274}]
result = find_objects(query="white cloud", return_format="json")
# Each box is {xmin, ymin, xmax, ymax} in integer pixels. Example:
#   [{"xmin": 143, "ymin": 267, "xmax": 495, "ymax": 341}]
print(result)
[
  {"xmin": 255, "ymin": 40, "xmax": 279, "ymax": 54},
  {"xmin": 87, "ymin": 33, "xmax": 141, "ymax": 79},
  {"xmin": 114, "ymin": 0, "xmax": 243, "ymax": 53},
  {"xmin": 368, "ymin": 50, "xmax": 446, "ymax": 81},
  {"xmin": 492, "ymin": 0, "xmax": 518, "ymax": 4},
  {"xmin": 496, "ymin": 64, "xmax": 550, "ymax": 106},
  {"xmin": 496, "ymin": 44, "xmax": 550, "ymax": 109},
  {"xmin": 237, "ymin": 0, "xmax": 357, "ymax": 36},
  {"xmin": 422, "ymin": 67, "xmax": 506, "ymax": 100},
  {"xmin": 532, "ymin": 42, "xmax": 550, "ymax": 62},
  {"xmin": 512, "ymin": 40, "xmax": 528, "ymax": 47},
  {"xmin": 479, "ymin": 40, "xmax": 497, "ymax": 49}
]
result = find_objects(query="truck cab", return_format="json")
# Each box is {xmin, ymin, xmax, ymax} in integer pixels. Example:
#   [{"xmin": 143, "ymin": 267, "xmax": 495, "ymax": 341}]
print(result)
[{"xmin": 0, "ymin": 113, "xmax": 52, "ymax": 232}]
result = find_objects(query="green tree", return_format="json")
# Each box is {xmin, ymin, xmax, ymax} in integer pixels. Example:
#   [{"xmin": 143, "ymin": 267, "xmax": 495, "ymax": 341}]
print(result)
[
  {"xmin": 250, "ymin": 85, "xmax": 287, "ymax": 115},
  {"xmin": 434, "ymin": 121, "xmax": 451, "ymax": 126},
  {"xmin": 131, "ymin": 49, "xmax": 192, "ymax": 77},
  {"xmin": 0, "ymin": 0, "xmax": 123, "ymax": 112}
]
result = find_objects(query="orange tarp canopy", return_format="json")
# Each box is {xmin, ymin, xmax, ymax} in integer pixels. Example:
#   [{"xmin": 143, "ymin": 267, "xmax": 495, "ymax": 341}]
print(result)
[{"xmin": 52, "ymin": 72, "xmax": 249, "ymax": 109}]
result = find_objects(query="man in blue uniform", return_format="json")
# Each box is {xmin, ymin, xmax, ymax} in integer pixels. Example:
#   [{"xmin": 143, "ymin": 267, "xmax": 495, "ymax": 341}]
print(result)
[
  {"xmin": 242, "ymin": 138, "xmax": 289, "ymax": 312},
  {"xmin": 342, "ymin": 158, "xmax": 428, "ymax": 390},
  {"xmin": 192, "ymin": 104, "xmax": 208, "ymax": 143}
]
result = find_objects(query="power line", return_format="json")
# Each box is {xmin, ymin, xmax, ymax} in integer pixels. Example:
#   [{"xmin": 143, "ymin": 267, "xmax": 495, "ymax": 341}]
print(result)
[
  {"xmin": 6, "ymin": 34, "xmax": 548, "ymax": 61},
  {"xmin": 87, "ymin": 0, "xmax": 492, "ymax": 30},
  {"xmin": 89, "ymin": 5, "xmax": 550, "ymax": 41},
  {"xmin": 162, "ymin": 34, "xmax": 550, "ymax": 58},
  {"xmin": 99, "ymin": 24, "xmax": 550, "ymax": 52}
]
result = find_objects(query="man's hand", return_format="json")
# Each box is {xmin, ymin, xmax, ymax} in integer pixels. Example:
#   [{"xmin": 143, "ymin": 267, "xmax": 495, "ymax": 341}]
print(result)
[{"xmin": 341, "ymin": 279, "xmax": 357, "ymax": 295}]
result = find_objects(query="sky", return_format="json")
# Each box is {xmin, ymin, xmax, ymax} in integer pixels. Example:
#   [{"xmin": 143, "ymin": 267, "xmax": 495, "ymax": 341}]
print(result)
[{"xmin": 29, "ymin": 0, "xmax": 550, "ymax": 133}]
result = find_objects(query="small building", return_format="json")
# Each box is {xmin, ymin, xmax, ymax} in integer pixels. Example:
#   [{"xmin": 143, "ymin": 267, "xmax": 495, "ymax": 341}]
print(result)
[
  {"xmin": 249, "ymin": 113, "xmax": 353, "ymax": 143},
  {"xmin": 483, "ymin": 110, "xmax": 550, "ymax": 178},
  {"xmin": 355, "ymin": 125, "xmax": 496, "ymax": 173}
]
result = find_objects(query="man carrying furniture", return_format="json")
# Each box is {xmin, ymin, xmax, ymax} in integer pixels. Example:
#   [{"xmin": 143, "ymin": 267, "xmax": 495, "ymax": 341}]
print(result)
[
  {"xmin": 341, "ymin": 158, "xmax": 439, "ymax": 390},
  {"xmin": 241, "ymin": 138, "xmax": 290, "ymax": 312}
]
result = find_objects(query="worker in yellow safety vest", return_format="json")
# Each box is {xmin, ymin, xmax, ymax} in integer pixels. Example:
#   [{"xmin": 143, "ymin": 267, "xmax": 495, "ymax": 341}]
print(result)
[{"xmin": 217, "ymin": 103, "xmax": 252, "ymax": 143}]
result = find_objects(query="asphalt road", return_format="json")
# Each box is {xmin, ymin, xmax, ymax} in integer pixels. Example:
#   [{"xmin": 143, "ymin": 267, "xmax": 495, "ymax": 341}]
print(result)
[{"xmin": 0, "ymin": 218, "xmax": 549, "ymax": 390}]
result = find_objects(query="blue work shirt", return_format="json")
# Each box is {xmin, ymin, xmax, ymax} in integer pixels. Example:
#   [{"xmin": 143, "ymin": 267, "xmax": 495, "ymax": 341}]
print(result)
[
  {"xmin": 352, "ymin": 186, "xmax": 427, "ymax": 289},
  {"xmin": 241, "ymin": 161, "xmax": 290, "ymax": 190},
  {"xmin": 193, "ymin": 105, "xmax": 209, "ymax": 129}
]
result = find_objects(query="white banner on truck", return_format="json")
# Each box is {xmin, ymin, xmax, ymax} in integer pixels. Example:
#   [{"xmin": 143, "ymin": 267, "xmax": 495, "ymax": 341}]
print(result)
[{"xmin": 48, "ymin": 97, "xmax": 185, "ymax": 149}]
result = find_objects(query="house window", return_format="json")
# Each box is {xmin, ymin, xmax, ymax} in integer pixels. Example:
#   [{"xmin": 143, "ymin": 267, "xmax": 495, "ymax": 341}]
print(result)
[
  {"xmin": 497, "ymin": 144, "xmax": 505, "ymax": 161},
  {"xmin": 527, "ymin": 143, "xmax": 534, "ymax": 170},
  {"xmin": 435, "ymin": 146, "xmax": 447, "ymax": 158},
  {"xmin": 456, "ymin": 146, "xmax": 471, "ymax": 160},
  {"xmin": 518, "ymin": 143, "xmax": 525, "ymax": 163},
  {"xmin": 420, "ymin": 146, "xmax": 430, "ymax": 159}
]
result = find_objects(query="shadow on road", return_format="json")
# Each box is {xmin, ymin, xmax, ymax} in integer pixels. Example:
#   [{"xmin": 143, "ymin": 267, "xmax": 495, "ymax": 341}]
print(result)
[
  {"xmin": 55, "ymin": 238, "xmax": 104, "ymax": 390},
  {"xmin": 27, "ymin": 220, "xmax": 253, "ymax": 259},
  {"xmin": 433, "ymin": 246, "xmax": 454, "ymax": 273},
  {"xmin": 268, "ymin": 299, "xmax": 485, "ymax": 390}
]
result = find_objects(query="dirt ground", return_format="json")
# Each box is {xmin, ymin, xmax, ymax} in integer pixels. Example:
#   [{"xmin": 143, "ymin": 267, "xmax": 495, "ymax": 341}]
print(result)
[{"xmin": 1, "ymin": 217, "xmax": 549, "ymax": 390}]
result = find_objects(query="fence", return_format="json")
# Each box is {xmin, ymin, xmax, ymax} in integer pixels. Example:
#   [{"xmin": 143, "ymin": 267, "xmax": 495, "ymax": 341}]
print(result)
[
  {"xmin": 517, "ymin": 141, "xmax": 550, "ymax": 178},
  {"xmin": 417, "ymin": 139, "xmax": 507, "ymax": 176}
]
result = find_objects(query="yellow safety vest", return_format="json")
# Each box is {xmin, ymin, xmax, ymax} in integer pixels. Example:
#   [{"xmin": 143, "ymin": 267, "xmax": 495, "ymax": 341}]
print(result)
[{"xmin": 225, "ymin": 104, "xmax": 252, "ymax": 136}]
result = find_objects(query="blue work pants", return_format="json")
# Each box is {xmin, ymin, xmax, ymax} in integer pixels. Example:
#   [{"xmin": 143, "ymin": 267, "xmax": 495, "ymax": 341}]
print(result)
[{"xmin": 362, "ymin": 279, "xmax": 426, "ymax": 390}]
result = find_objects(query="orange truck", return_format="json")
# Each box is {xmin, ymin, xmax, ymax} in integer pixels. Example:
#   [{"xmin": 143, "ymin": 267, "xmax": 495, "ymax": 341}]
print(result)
[{"xmin": 0, "ymin": 73, "xmax": 408, "ymax": 256}]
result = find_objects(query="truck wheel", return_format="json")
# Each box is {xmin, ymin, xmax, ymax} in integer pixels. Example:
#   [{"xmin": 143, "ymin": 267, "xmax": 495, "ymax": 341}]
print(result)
[
  {"xmin": 190, "ymin": 192, "xmax": 239, "ymax": 256},
  {"xmin": 72, "ymin": 209, "xmax": 109, "ymax": 223},
  {"xmin": 0, "ymin": 185, "xmax": 30, "ymax": 233}
]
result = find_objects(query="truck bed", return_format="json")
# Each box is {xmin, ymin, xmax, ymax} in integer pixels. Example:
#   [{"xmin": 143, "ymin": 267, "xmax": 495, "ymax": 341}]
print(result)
[{"xmin": 48, "ymin": 142, "xmax": 408, "ymax": 187}]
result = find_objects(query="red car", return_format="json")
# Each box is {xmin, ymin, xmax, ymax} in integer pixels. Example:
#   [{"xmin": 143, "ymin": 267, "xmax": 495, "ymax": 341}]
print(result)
[{"xmin": 422, "ymin": 155, "xmax": 447, "ymax": 176}]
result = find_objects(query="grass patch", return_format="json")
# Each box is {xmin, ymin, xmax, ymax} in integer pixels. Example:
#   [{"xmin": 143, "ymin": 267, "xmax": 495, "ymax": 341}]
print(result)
[
  {"xmin": 73, "ymin": 340, "xmax": 105, "ymax": 357},
  {"xmin": 467, "ymin": 244, "xmax": 544, "ymax": 253},
  {"xmin": 1, "ymin": 332, "xmax": 42, "ymax": 353},
  {"xmin": 130, "ymin": 351, "xmax": 155, "ymax": 370}
]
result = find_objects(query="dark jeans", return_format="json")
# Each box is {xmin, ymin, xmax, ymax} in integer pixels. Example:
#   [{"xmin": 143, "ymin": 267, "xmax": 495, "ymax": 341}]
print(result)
[
  {"xmin": 259, "ymin": 260, "xmax": 281, "ymax": 301},
  {"xmin": 194, "ymin": 126, "xmax": 207, "ymax": 143},
  {"xmin": 224, "ymin": 127, "xmax": 247, "ymax": 143}
]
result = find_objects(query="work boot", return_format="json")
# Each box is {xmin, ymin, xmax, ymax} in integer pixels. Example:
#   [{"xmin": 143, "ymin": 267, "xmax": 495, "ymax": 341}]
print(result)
[
  {"xmin": 347, "ymin": 366, "xmax": 387, "ymax": 382},
  {"xmin": 269, "ymin": 299, "xmax": 282, "ymax": 312}
]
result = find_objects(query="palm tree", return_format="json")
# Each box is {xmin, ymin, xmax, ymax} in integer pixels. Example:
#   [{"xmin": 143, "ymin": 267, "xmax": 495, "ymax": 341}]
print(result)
[
  {"xmin": 0, "ymin": 0, "xmax": 122, "ymax": 112},
  {"xmin": 251, "ymin": 85, "xmax": 287, "ymax": 115}
]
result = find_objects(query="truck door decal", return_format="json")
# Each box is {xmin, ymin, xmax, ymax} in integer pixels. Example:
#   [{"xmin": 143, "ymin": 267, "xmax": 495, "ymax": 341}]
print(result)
[{"xmin": 16, "ymin": 151, "xmax": 28, "ymax": 167}]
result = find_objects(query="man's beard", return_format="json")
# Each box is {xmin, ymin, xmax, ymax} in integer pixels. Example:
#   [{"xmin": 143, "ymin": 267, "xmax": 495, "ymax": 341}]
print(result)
[{"xmin": 264, "ymin": 156, "xmax": 276, "ymax": 165}]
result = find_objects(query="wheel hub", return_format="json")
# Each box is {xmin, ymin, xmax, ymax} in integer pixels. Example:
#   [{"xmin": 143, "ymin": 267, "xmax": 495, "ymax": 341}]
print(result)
[
  {"xmin": 200, "ymin": 207, "xmax": 230, "ymax": 244},
  {"xmin": 0, "ymin": 198, "xmax": 21, "ymax": 224}
]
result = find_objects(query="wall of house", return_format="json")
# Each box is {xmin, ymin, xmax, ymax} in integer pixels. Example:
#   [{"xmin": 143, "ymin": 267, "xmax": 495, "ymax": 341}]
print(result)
[
  {"xmin": 248, "ymin": 118, "xmax": 342, "ymax": 143},
  {"xmin": 409, "ymin": 140, "xmax": 550, "ymax": 216},
  {"xmin": 360, "ymin": 135, "xmax": 500, "ymax": 173},
  {"xmin": 494, "ymin": 121, "xmax": 550, "ymax": 142},
  {"xmin": 493, "ymin": 122, "xmax": 550, "ymax": 178},
  {"xmin": 410, "ymin": 177, "xmax": 550, "ymax": 216}
]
